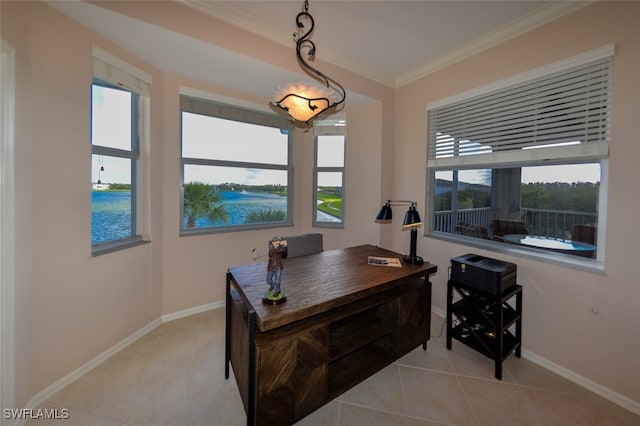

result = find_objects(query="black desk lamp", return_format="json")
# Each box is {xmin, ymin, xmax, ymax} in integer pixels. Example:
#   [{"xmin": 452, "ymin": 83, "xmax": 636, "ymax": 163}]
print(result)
[{"xmin": 375, "ymin": 200, "xmax": 424, "ymax": 265}]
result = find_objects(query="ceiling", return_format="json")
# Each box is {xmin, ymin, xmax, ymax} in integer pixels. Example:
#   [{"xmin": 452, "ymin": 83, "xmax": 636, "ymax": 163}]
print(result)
[
  {"xmin": 184, "ymin": 0, "xmax": 567, "ymax": 86},
  {"xmin": 47, "ymin": 1, "xmax": 589, "ymax": 100}
]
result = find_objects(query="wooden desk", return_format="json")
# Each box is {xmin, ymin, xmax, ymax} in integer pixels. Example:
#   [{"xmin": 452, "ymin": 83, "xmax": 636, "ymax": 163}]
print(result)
[{"xmin": 225, "ymin": 244, "xmax": 437, "ymax": 425}]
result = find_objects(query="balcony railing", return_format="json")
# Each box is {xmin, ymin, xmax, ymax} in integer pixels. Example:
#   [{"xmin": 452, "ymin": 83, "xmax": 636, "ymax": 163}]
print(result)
[
  {"xmin": 520, "ymin": 208, "xmax": 597, "ymax": 239},
  {"xmin": 434, "ymin": 207, "xmax": 596, "ymax": 240},
  {"xmin": 433, "ymin": 207, "xmax": 495, "ymax": 234}
]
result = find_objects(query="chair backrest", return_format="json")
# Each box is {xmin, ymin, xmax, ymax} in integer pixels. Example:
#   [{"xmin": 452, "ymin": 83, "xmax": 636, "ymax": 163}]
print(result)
[
  {"xmin": 491, "ymin": 219, "xmax": 529, "ymax": 238},
  {"xmin": 571, "ymin": 224, "xmax": 596, "ymax": 245},
  {"xmin": 454, "ymin": 222, "xmax": 490, "ymax": 239},
  {"xmin": 281, "ymin": 233, "xmax": 324, "ymax": 258}
]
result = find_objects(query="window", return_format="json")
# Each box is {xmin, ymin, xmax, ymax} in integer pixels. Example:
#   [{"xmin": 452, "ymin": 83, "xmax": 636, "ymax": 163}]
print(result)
[
  {"xmin": 314, "ymin": 120, "xmax": 346, "ymax": 227},
  {"xmin": 91, "ymin": 47, "xmax": 150, "ymax": 255},
  {"xmin": 180, "ymin": 95, "xmax": 293, "ymax": 234},
  {"xmin": 427, "ymin": 46, "xmax": 613, "ymax": 266}
]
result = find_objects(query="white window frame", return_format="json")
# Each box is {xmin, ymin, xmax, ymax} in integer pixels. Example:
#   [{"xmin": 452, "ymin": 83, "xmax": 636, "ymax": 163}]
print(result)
[
  {"xmin": 313, "ymin": 120, "xmax": 346, "ymax": 228},
  {"xmin": 91, "ymin": 47, "xmax": 150, "ymax": 256},
  {"xmin": 426, "ymin": 45, "xmax": 614, "ymax": 271},
  {"xmin": 179, "ymin": 94, "xmax": 294, "ymax": 235}
]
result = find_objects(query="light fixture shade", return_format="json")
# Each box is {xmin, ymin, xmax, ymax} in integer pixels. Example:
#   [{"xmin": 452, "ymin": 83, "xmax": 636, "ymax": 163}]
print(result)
[
  {"xmin": 375, "ymin": 203, "xmax": 393, "ymax": 223},
  {"xmin": 269, "ymin": 0, "xmax": 345, "ymax": 126},
  {"xmin": 270, "ymin": 82, "xmax": 341, "ymax": 124},
  {"xmin": 402, "ymin": 206, "xmax": 422, "ymax": 228}
]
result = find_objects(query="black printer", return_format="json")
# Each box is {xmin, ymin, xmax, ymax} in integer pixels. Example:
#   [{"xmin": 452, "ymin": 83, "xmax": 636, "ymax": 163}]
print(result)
[{"xmin": 450, "ymin": 254, "xmax": 517, "ymax": 295}]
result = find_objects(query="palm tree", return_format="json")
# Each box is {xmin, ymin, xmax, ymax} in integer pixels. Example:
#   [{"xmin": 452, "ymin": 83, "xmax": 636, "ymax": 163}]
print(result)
[{"xmin": 183, "ymin": 182, "xmax": 229, "ymax": 228}]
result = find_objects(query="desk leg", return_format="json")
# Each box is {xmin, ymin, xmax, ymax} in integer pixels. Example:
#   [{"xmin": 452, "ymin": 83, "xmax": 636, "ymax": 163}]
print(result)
[
  {"xmin": 446, "ymin": 281, "xmax": 453, "ymax": 350},
  {"xmin": 515, "ymin": 289, "xmax": 522, "ymax": 358},
  {"xmin": 423, "ymin": 278, "xmax": 429, "ymax": 350},
  {"xmin": 225, "ymin": 272, "xmax": 231, "ymax": 380},
  {"xmin": 247, "ymin": 309, "xmax": 256, "ymax": 426}
]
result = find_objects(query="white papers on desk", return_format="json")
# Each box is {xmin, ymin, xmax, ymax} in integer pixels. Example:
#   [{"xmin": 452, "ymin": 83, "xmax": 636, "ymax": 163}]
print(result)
[{"xmin": 367, "ymin": 256, "xmax": 402, "ymax": 267}]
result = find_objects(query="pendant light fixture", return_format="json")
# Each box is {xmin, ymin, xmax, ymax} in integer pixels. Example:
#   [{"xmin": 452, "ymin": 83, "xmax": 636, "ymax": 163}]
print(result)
[{"xmin": 269, "ymin": 0, "xmax": 346, "ymax": 126}]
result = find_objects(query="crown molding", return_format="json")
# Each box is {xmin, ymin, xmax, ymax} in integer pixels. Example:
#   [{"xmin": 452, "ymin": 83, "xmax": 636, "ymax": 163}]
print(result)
[
  {"xmin": 180, "ymin": 0, "xmax": 275, "ymax": 42},
  {"xmin": 180, "ymin": 0, "xmax": 595, "ymax": 89},
  {"xmin": 394, "ymin": 0, "xmax": 596, "ymax": 88}
]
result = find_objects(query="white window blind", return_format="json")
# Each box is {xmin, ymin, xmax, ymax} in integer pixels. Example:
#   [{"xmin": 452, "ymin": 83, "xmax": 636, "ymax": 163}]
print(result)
[
  {"xmin": 428, "ymin": 54, "xmax": 612, "ymax": 170},
  {"xmin": 180, "ymin": 95, "xmax": 291, "ymax": 130},
  {"xmin": 92, "ymin": 46, "xmax": 151, "ymax": 96}
]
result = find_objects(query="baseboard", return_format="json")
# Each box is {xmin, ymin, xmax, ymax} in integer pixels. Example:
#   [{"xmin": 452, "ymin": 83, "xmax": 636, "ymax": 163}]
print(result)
[
  {"xmin": 20, "ymin": 299, "xmax": 226, "ymax": 420},
  {"xmin": 160, "ymin": 300, "xmax": 225, "ymax": 323},
  {"xmin": 21, "ymin": 317, "xmax": 162, "ymax": 419},
  {"xmin": 521, "ymin": 349, "xmax": 640, "ymax": 415},
  {"xmin": 430, "ymin": 308, "xmax": 640, "ymax": 415},
  {"xmin": 431, "ymin": 305, "xmax": 446, "ymax": 318}
]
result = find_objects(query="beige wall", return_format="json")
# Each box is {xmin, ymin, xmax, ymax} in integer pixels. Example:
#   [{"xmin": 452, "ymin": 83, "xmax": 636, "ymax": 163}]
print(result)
[
  {"xmin": 2, "ymin": 1, "xmax": 160, "ymax": 406},
  {"xmin": 391, "ymin": 1, "xmax": 639, "ymax": 404},
  {"xmin": 155, "ymin": 81, "xmax": 388, "ymax": 316},
  {"xmin": 1, "ymin": 0, "xmax": 393, "ymax": 407},
  {"xmin": 2, "ymin": 0, "xmax": 638, "ymax": 412}
]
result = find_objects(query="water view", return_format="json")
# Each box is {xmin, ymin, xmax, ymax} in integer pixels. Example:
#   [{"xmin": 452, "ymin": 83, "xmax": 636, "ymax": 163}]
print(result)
[
  {"xmin": 93, "ymin": 188, "xmax": 342, "ymax": 244},
  {"xmin": 92, "ymin": 190, "xmax": 294, "ymax": 244},
  {"xmin": 92, "ymin": 191, "xmax": 132, "ymax": 244},
  {"xmin": 186, "ymin": 190, "xmax": 288, "ymax": 228}
]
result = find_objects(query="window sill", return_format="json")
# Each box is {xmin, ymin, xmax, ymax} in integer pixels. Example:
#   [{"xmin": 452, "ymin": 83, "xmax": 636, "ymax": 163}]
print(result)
[
  {"xmin": 180, "ymin": 221, "xmax": 293, "ymax": 237},
  {"xmin": 426, "ymin": 232, "xmax": 604, "ymax": 275},
  {"xmin": 92, "ymin": 237, "xmax": 149, "ymax": 256},
  {"xmin": 313, "ymin": 222, "xmax": 344, "ymax": 229}
]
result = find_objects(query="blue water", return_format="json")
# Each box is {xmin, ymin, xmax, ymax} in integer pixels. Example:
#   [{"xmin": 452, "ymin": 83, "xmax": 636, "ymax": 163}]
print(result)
[
  {"xmin": 92, "ymin": 191, "xmax": 132, "ymax": 244},
  {"xmin": 189, "ymin": 190, "xmax": 288, "ymax": 228},
  {"xmin": 93, "ymin": 190, "xmax": 338, "ymax": 243},
  {"xmin": 92, "ymin": 190, "xmax": 292, "ymax": 244}
]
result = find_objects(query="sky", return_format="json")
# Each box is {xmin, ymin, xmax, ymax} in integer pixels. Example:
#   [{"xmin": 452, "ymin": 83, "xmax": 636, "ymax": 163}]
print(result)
[
  {"xmin": 93, "ymin": 86, "xmax": 598, "ymax": 188},
  {"xmin": 92, "ymin": 88, "xmax": 345, "ymax": 187},
  {"xmin": 521, "ymin": 163, "xmax": 600, "ymax": 184},
  {"xmin": 91, "ymin": 85, "xmax": 132, "ymax": 184},
  {"xmin": 182, "ymin": 116, "xmax": 345, "ymax": 187},
  {"xmin": 456, "ymin": 163, "xmax": 601, "ymax": 186}
]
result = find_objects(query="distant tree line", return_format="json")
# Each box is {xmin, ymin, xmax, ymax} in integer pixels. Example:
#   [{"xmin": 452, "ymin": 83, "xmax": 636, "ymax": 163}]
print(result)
[
  {"xmin": 92, "ymin": 183, "xmax": 131, "ymax": 191},
  {"xmin": 433, "ymin": 181, "xmax": 598, "ymax": 214},
  {"xmin": 521, "ymin": 182, "xmax": 598, "ymax": 213},
  {"xmin": 433, "ymin": 187, "xmax": 491, "ymax": 211},
  {"xmin": 108, "ymin": 183, "xmax": 131, "ymax": 190},
  {"xmin": 215, "ymin": 183, "xmax": 287, "ymax": 195}
]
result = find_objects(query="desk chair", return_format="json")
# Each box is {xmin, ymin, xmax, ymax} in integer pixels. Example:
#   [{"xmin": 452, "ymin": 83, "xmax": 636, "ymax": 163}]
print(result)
[
  {"xmin": 281, "ymin": 233, "xmax": 324, "ymax": 258},
  {"xmin": 491, "ymin": 219, "xmax": 529, "ymax": 241}
]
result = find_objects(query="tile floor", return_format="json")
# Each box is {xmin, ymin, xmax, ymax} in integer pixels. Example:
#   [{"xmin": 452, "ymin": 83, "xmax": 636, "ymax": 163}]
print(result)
[{"xmin": 31, "ymin": 308, "xmax": 639, "ymax": 426}]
